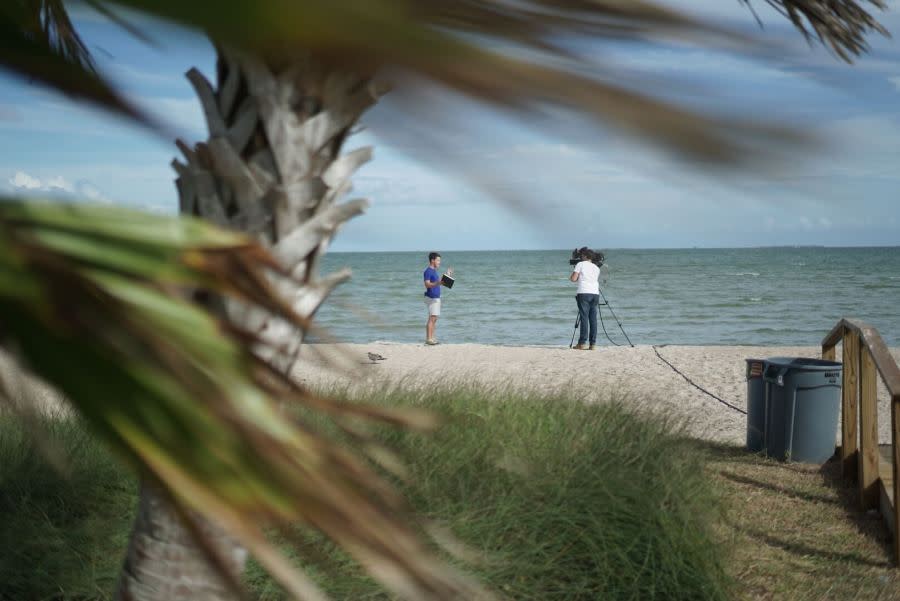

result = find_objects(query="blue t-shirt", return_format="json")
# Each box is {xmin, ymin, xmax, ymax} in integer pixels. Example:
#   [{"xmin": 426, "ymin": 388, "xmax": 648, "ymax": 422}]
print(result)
[{"xmin": 424, "ymin": 267, "xmax": 441, "ymax": 298}]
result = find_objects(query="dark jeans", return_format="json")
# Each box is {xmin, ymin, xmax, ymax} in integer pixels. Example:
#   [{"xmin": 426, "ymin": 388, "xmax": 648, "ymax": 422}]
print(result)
[{"xmin": 576, "ymin": 293, "xmax": 599, "ymax": 345}]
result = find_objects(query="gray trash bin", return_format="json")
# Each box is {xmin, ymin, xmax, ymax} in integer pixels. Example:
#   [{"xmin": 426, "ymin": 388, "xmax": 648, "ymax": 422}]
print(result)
[
  {"xmin": 762, "ymin": 357, "xmax": 842, "ymax": 463},
  {"xmin": 745, "ymin": 358, "xmax": 766, "ymax": 452}
]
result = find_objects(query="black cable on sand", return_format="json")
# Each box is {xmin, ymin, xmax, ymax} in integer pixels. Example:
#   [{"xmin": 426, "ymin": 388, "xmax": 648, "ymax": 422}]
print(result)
[{"xmin": 652, "ymin": 345, "xmax": 747, "ymax": 416}]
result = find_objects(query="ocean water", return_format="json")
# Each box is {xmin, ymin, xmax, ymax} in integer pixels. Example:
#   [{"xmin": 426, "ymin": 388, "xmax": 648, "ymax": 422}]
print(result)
[{"xmin": 313, "ymin": 247, "xmax": 900, "ymax": 347}]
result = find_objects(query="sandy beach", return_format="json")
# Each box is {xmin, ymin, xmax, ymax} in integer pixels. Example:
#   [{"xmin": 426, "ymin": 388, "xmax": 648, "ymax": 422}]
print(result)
[
  {"xmin": 6, "ymin": 342, "xmax": 898, "ymax": 447},
  {"xmin": 293, "ymin": 343, "xmax": 900, "ymax": 446}
]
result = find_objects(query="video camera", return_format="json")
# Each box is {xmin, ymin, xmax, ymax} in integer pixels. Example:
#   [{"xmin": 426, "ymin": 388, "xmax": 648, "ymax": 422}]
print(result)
[{"xmin": 569, "ymin": 247, "xmax": 605, "ymax": 267}]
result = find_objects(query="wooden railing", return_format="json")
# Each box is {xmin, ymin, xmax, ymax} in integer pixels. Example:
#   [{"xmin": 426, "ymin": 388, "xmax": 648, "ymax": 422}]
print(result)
[{"xmin": 822, "ymin": 318, "xmax": 900, "ymax": 565}]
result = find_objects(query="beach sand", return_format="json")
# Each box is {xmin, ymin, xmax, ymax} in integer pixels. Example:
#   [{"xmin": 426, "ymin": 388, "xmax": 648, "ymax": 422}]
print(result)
[
  {"xmin": 293, "ymin": 343, "xmax": 900, "ymax": 446},
  {"xmin": 6, "ymin": 342, "xmax": 898, "ymax": 447}
]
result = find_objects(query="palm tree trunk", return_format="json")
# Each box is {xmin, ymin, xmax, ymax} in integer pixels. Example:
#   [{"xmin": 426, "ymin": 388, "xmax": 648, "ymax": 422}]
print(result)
[
  {"xmin": 114, "ymin": 47, "xmax": 377, "ymax": 600},
  {"xmin": 115, "ymin": 482, "xmax": 247, "ymax": 601}
]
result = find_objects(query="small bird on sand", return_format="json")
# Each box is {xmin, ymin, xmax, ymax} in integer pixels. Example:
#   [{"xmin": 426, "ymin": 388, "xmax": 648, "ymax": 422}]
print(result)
[{"xmin": 367, "ymin": 352, "xmax": 387, "ymax": 364}]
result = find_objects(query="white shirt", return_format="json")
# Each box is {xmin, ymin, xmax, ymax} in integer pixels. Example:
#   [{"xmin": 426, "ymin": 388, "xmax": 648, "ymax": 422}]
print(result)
[{"xmin": 573, "ymin": 261, "xmax": 600, "ymax": 295}]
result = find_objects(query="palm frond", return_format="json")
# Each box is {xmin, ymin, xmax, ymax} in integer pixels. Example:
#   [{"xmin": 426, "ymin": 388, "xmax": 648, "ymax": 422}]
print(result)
[
  {"xmin": 92, "ymin": 0, "xmax": 779, "ymax": 162},
  {"xmin": 83, "ymin": 0, "xmax": 159, "ymax": 47},
  {"xmin": 26, "ymin": 0, "xmax": 94, "ymax": 71},
  {"xmin": 0, "ymin": 2, "xmax": 149, "ymax": 125},
  {"xmin": 2, "ymin": 0, "xmax": 889, "ymax": 163},
  {"xmin": 0, "ymin": 199, "xmax": 487, "ymax": 600},
  {"xmin": 742, "ymin": 0, "xmax": 889, "ymax": 62}
]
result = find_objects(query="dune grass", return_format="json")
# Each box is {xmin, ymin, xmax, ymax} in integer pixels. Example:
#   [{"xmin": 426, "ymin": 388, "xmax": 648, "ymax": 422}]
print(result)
[
  {"xmin": 247, "ymin": 385, "xmax": 732, "ymax": 600},
  {"xmin": 0, "ymin": 413, "xmax": 137, "ymax": 601},
  {"xmin": 1, "ymin": 388, "xmax": 731, "ymax": 600},
  {"xmin": 5, "ymin": 387, "xmax": 900, "ymax": 600}
]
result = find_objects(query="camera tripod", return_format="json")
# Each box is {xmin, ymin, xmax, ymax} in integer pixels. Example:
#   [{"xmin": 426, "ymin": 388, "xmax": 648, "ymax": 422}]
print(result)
[{"xmin": 568, "ymin": 288, "xmax": 634, "ymax": 348}]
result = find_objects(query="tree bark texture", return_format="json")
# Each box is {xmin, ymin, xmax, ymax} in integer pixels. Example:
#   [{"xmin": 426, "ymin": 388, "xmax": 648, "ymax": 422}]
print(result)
[
  {"xmin": 115, "ymin": 47, "xmax": 377, "ymax": 601},
  {"xmin": 115, "ymin": 482, "xmax": 248, "ymax": 601},
  {"xmin": 175, "ymin": 48, "xmax": 376, "ymax": 369}
]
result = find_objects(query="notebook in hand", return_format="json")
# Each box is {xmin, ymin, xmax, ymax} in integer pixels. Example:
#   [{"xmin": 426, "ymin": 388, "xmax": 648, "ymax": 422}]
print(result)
[{"xmin": 441, "ymin": 274, "xmax": 455, "ymax": 288}]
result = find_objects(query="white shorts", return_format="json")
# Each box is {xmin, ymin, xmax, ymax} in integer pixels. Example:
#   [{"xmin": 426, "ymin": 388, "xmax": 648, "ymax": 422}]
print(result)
[{"xmin": 424, "ymin": 297, "xmax": 441, "ymax": 316}]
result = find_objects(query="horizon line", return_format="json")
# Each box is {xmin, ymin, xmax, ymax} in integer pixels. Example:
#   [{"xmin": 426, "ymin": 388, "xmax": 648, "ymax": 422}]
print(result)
[{"xmin": 328, "ymin": 244, "xmax": 900, "ymax": 253}]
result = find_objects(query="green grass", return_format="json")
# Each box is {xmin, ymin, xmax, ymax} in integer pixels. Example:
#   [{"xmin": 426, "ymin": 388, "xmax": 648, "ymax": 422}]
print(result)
[
  {"xmin": 247, "ymin": 386, "xmax": 732, "ymax": 600},
  {"xmin": 0, "ymin": 388, "xmax": 736, "ymax": 600},
  {"xmin": 6, "ymin": 388, "xmax": 900, "ymax": 600},
  {"xmin": 0, "ymin": 413, "xmax": 137, "ymax": 601}
]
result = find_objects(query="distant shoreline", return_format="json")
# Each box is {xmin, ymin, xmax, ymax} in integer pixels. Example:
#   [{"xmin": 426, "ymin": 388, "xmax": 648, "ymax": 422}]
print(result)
[
  {"xmin": 328, "ymin": 245, "xmax": 900, "ymax": 253},
  {"xmin": 307, "ymin": 341, "xmax": 843, "ymax": 349}
]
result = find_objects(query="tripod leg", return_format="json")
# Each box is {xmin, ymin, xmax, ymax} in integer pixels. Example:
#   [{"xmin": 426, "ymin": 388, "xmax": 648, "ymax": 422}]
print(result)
[
  {"xmin": 569, "ymin": 314, "xmax": 580, "ymax": 348},
  {"xmin": 598, "ymin": 288, "xmax": 634, "ymax": 347}
]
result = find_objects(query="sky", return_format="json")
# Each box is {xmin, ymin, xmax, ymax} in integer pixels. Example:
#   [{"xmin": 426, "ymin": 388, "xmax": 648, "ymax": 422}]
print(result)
[{"xmin": 1, "ymin": 2, "xmax": 899, "ymax": 251}]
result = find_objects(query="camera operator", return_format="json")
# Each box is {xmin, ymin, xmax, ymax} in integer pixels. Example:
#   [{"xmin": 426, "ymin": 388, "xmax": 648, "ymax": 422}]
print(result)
[{"xmin": 569, "ymin": 247, "xmax": 600, "ymax": 350}]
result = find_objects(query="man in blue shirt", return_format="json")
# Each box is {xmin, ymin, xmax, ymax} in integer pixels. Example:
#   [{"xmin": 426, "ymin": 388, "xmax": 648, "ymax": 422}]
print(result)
[{"xmin": 423, "ymin": 252, "xmax": 452, "ymax": 345}]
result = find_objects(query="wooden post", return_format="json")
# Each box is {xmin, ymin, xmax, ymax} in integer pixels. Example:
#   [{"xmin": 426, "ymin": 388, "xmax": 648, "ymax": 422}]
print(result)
[
  {"xmin": 892, "ymin": 398, "xmax": 900, "ymax": 566},
  {"xmin": 859, "ymin": 346, "xmax": 879, "ymax": 510},
  {"xmin": 842, "ymin": 330, "xmax": 859, "ymax": 480},
  {"xmin": 823, "ymin": 344, "xmax": 836, "ymax": 361}
]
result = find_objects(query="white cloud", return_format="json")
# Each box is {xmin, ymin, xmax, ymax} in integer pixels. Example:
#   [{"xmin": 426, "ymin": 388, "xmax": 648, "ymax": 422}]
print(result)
[
  {"xmin": 889, "ymin": 76, "xmax": 900, "ymax": 92},
  {"xmin": 8, "ymin": 171, "xmax": 111, "ymax": 203},
  {"xmin": 46, "ymin": 176, "xmax": 74, "ymax": 193},
  {"xmin": 10, "ymin": 171, "xmax": 42, "ymax": 190}
]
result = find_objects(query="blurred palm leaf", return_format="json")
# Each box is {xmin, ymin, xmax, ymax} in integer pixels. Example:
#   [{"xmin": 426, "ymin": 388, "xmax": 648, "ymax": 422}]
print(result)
[
  {"xmin": 15, "ymin": 0, "xmax": 93, "ymax": 69},
  {"xmin": 1, "ymin": 0, "xmax": 889, "ymax": 162},
  {"xmin": 0, "ymin": 1, "xmax": 150, "ymax": 125},
  {"xmin": 0, "ymin": 199, "xmax": 487, "ymax": 600},
  {"xmin": 740, "ymin": 0, "xmax": 888, "ymax": 61}
]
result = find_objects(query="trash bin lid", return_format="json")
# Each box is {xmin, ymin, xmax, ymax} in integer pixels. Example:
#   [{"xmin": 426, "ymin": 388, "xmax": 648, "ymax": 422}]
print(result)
[
  {"xmin": 765, "ymin": 357, "xmax": 841, "ymax": 369},
  {"xmin": 789, "ymin": 358, "xmax": 841, "ymax": 371},
  {"xmin": 764, "ymin": 356, "xmax": 796, "ymax": 367}
]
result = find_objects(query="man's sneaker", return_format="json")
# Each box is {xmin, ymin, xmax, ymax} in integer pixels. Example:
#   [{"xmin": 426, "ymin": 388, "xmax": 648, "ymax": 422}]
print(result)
[
  {"xmin": 573, "ymin": 343, "xmax": 588, "ymax": 350},
  {"xmin": 425, "ymin": 339, "xmax": 438, "ymax": 345},
  {"xmin": 589, "ymin": 345, "xmax": 597, "ymax": 350}
]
